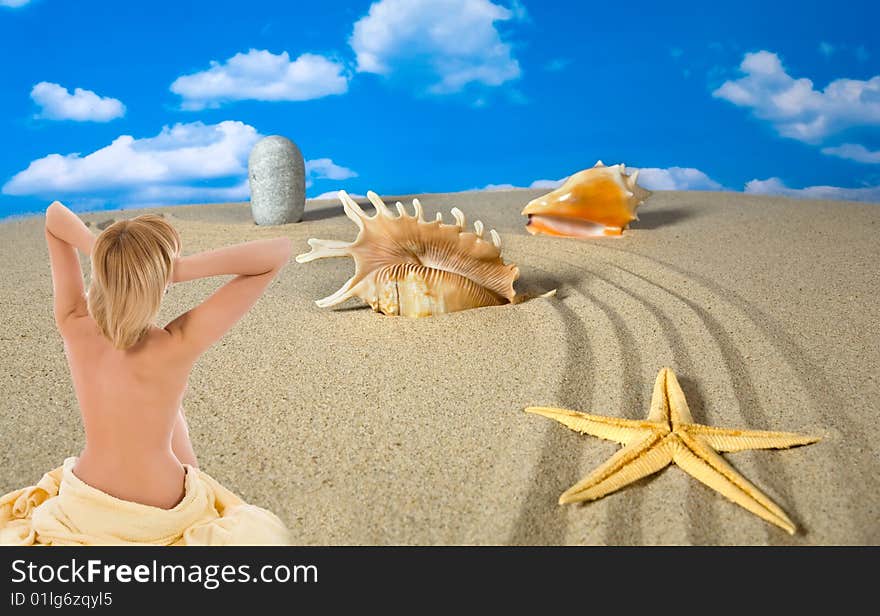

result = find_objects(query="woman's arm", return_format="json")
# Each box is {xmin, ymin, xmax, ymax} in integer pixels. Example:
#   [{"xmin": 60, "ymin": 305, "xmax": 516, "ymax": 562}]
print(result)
[
  {"xmin": 45, "ymin": 202, "xmax": 94, "ymax": 328},
  {"xmin": 165, "ymin": 237, "xmax": 292, "ymax": 359},
  {"xmin": 172, "ymin": 239, "xmax": 291, "ymax": 284}
]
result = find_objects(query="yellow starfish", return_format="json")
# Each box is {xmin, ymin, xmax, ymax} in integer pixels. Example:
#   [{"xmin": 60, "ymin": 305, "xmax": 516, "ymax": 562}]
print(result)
[{"xmin": 526, "ymin": 368, "xmax": 820, "ymax": 534}]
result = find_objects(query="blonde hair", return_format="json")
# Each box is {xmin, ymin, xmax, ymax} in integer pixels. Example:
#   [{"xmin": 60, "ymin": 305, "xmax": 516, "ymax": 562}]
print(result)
[{"xmin": 87, "ymin": 214, "xmax": 180, "ymax": 350}]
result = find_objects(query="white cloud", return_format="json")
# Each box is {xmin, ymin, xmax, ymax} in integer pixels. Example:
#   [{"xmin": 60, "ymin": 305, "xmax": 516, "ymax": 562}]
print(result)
[
  {"xmin": 713, "ymin": 50, "xmax": 880, "ymax": 143},
  {"xmin": 349, "ymin": 0, "xmax": 522, "ymax": 94},
  {"xmin": 31, "ymin": 82, "xmax": 125, "ymax": 122},
  {"xmin": 3, "ymin": 121, "xmax": 258, "ymax": 204},
  {"xmin": 0, "ymin": 0, "xmax": 32, "ymax": 7},
  {"xmin": 744, "ymin": 177, "xmax": 880, "ymax": 203},
  {"xmin": 821, "ymin": 143, "xmax": 880, "ymax": 163},
  {"xmin": 477, "ymin": 166, "xmax": 723, "ymax": 192},
  {"xmin": 305, "ymin": 158, "xmax": 358, "ymax": 181},
  {"xmin": 3, "ymin": 121, "xmax": 357, "ymax": 208},
  {"xmin": 636, "ymin": 167, "xmax": 723, "ymax": 191},
  {"xmin": 171, "ymin": 49, "xmax": 349, "ymax": 110}
]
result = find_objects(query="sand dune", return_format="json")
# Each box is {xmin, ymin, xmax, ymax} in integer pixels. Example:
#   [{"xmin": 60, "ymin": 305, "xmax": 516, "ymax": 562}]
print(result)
[{"xmin": 1, "ymin": 189, "xmax": 878, "ymax": 545}]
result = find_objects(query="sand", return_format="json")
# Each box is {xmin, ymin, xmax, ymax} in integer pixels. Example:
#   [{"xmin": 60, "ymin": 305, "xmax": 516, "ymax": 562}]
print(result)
[{"xmin": 1, "ymin": 189, "xmax": 878, "ymax": 545}]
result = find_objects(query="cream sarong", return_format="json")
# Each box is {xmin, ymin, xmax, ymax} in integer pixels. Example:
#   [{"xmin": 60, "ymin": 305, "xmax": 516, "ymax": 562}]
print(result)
[{"xmin": 0, "ymin": 458, "xmax": 291, "ymax": 546}]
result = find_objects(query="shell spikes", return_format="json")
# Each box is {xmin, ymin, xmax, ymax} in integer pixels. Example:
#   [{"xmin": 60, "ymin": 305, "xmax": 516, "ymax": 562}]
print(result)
[
  {"xmin": 296, "ymin": 191, "xmax": 521, "ymax": 317},
  {"xmin": 522, "ymin": 161, "xmax": 653, "ymax": 238}
]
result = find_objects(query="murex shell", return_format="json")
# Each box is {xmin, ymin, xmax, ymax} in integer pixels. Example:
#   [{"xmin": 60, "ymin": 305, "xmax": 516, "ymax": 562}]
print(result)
[
  {"xmin": 522, "ymin": 160, "xmax": 652, "ymax": 238},
  {"xmin": 296, "ymin": 191, "xmax": 520, "ymax": 317}
]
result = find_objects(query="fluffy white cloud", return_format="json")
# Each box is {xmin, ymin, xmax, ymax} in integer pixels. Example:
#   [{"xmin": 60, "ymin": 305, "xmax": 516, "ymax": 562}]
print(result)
[
  {"xmin": 477, "ymin": 166, "xmax": 723, "ymax": 192},
  {"xmin": 0, "ymin": 0, "xmax": 32, "ymax": 7},
  {"xmin": 3, "ymin": 120, "xmax": 358, "ymax": 207},
  {"xmin": 636, "ymin": 167, "xmax": 723, "ymax": 191},
  {"xmin": 821, "ymin": 143, "xmax": 880, "ymax": 163},
  {"xmin": 713, "ymin": 50, "xmax": 880, "ymax": 143},
  {"xmin": 3, "ymin": 121, "xmax": 259, "ymax": 203},
  {"xmin": 744, "ymin": 177, "xmax": 880, "ymax": 203},
  {"xmin": 305, "ymin": 158, "xmax": 358, "ymax": 181},
  {"xmin": 350, "ymin": 0, "xmax": 522, "ymax": 94},
  {"xmin": 171, "ymin": 49, "xmax": 349, "ymax": 110},
  {"xmin": 31, "ymin": 82, "xmax": 126, "ymax": 122}
]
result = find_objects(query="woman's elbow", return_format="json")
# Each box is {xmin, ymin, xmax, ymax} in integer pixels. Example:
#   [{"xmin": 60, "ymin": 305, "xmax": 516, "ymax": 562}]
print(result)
[
  {"xmin": 46, "ymin": 200, "xmax": 67, "ymax": 213},
  {"xmin": 45, "ymin": 200, "xmax": 72, "ymax": 228},
  {"xmin": 45, "ymin": 201, "xmax": 60, "ymax": 225}
]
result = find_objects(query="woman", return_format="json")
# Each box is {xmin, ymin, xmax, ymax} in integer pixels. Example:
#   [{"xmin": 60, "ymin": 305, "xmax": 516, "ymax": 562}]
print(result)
[{"xmin": 0, "ymin": 201, "xmax": 292, "ymax": 545}]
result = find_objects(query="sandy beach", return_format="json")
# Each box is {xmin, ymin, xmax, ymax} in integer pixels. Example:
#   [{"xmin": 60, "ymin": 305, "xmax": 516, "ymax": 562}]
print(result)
[{"xmin": 1, "ymin": 189, "xmax": 878, "ymax": 545}]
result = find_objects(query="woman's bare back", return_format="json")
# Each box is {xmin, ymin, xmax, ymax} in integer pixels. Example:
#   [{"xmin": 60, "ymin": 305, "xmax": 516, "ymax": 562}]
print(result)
[
  {"xmin": 44, "ymin": 201, "xmax": 291, "ymax": 511},
  {"xmin": 65, "ymin": 317, "xmax": 193, "ymax": 509}
]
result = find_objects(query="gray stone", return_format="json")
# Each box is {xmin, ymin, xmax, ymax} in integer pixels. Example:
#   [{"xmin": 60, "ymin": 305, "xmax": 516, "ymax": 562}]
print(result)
[
  {"xmin": 96, "ymin": 219, "xmax": 115, "ymax": 230},
  {"xmin": 248, "ymin": 135, "xmax": 305, "ymax": 225}
]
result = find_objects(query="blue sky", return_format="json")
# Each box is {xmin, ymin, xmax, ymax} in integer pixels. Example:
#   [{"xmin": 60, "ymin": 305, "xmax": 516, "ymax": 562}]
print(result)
[{"xmin": 2, "ymin": 0, "xmax": 879, "ymax": 218}]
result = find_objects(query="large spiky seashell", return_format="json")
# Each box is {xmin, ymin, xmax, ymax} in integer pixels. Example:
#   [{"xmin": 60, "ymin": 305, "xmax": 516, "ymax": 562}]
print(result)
[
  {"xmin": 522, "ymin": 161, "xmax": 652, "ymax": 238},
  {"xmin": 295, "ymin": 190, "xmax": 520, "ymax": 317}
]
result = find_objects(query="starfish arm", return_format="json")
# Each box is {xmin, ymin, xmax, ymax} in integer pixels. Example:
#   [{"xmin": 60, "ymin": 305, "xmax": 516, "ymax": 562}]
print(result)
[
  {"xmin": 559, "ymin": 434, "xmax": 673, "ymax": 504},
  {"xmin": 672, "ymin": 431, "xmax": 797, "ymax": 534},
  {"xmin": 684, "ymin": 424, "xmax": 820, "ymax": 452},
  {"xmin": 649, "ymin": 367, "xmax": 696, "ymax": 425},
  {"xmin": 647, "ymin": 369, "xmax": 672, "ymax": 423},
  {"xmin": 525, "ymin": 407, "xmax": 661, "ymax": 445}
]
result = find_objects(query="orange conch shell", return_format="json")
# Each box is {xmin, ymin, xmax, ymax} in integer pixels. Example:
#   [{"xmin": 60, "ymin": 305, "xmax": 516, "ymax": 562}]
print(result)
[
  {"xmin": 296, "ymin": 190, "xmax": 520, "ymax": 317},
  {"xmin": 522, "ymin": 161, "xmax": 652, "ymax": 237}
]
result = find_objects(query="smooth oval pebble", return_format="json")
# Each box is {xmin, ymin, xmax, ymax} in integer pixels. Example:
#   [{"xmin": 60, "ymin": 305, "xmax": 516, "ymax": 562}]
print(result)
[{"xmin": 248, "ymin": 135, "xmax": 305, "ymax": 225}]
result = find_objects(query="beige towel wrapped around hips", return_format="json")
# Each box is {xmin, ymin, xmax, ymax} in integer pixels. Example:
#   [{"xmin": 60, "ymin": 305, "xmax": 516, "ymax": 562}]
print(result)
[{"xmin": 0, "ymin": 458, "xmax": 290, "ymax": 546}]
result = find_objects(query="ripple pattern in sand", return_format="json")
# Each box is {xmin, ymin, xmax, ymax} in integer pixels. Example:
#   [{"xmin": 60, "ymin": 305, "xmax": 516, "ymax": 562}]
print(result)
[{"xmin": 502, "ymin": 236, "xmax": 870, "ymax": 545}]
